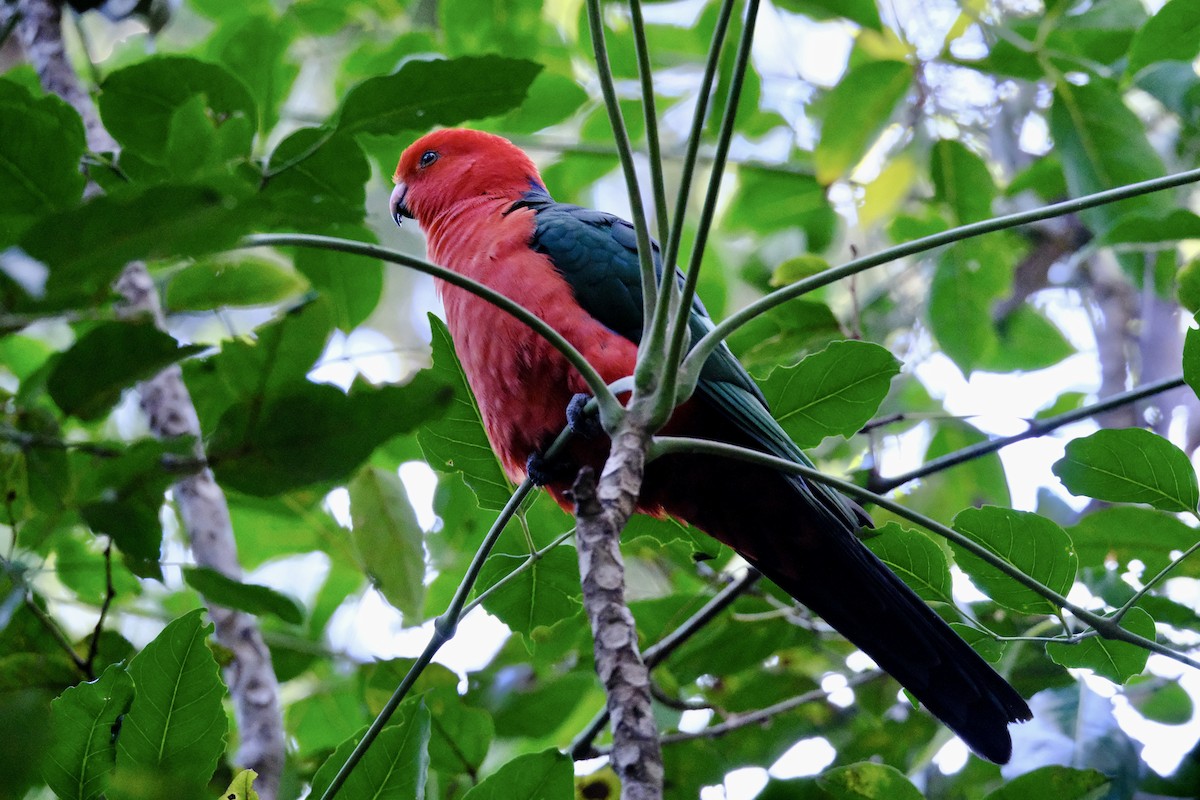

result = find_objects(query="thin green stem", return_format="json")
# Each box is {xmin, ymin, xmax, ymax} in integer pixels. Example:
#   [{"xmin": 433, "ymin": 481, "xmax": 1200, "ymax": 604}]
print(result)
[
  {"xmin": 680, "ymin": 166, "xmax": 1200, "ymax": 393},
  {"xmin": 648, "ymin": 436, "xmax": 1200, "ymax": 671},
  {"xmin": 871, "ymin": 375, "xmax": 1186, "ymax": 493},
  {"xmin": 239, "ymin": 233, "xmax": 621, "ymax": 425},
  {"xmin": 1115, "ymin": 538, "xmax": 1200, "ymax": 624},
  {"xmin": 585, "ymin": 0, "xmax": 658, "ymax": 362},
  {"xmin": 628, "ymin": 0, "xmax": 669, "ymax": 248},
  {"xmin": 659, "ymin": 0, "xmax": 760, "ymax": 425}
]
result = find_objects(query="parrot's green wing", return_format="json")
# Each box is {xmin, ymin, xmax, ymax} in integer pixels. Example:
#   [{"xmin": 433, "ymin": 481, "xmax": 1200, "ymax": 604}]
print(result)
[{"xmin": 514, "ymin": 188, "xmax": 866, "ymax": 532}]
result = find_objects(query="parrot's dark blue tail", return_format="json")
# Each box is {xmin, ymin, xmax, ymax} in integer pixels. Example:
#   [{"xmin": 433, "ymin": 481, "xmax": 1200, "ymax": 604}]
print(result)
[{"xmin": 645, "ymin": 409, "xmax": 1032, "ymax": 764}]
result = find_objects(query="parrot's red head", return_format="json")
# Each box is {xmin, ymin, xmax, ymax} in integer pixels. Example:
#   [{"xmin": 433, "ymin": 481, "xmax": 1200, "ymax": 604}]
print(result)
[{"xmin": 391, "ymin": 128, "xmax": 543, "ymax": 227}]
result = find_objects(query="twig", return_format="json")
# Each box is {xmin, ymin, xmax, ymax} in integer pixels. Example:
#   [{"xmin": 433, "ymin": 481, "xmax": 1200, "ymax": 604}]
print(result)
[
  {"xmin": 571, "ymin": 463, "xmax": 663, "ymax": 800},
  {"xmin": 83, "ymin": 542, "xmax": 115, "ymax": 678},
  {"xmin": 869, "ymin": 375, "xmax": 1187, "ymax": 492},
  {"xmin": 591, "ymin": 671, "xmax": 884, "ymax": 753},
  {"xmin": 14, "ymin": 2, "xmax": 285, "ymax": 794}
]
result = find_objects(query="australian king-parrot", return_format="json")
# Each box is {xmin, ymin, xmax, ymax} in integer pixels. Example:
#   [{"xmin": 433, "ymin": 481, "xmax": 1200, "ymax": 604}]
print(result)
[{"xmin": 390, "ymin": 128, "xmax": 1031, "ymax": 763}]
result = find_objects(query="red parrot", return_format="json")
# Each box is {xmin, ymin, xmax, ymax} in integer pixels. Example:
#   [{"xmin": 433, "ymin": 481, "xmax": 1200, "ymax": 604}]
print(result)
[{"xmin": 391, "ymin": 128, "xmax": 1031, "ymax": 763}]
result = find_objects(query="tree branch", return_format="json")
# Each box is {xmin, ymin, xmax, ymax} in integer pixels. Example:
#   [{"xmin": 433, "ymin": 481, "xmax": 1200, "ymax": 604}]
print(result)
[
  {"xmin": 14, "ymin": 2, "xmax": 284, "ymax": 794},
  {"xmin": 571, "ymin": 451, "xmax": 663, "ymax": 800}
]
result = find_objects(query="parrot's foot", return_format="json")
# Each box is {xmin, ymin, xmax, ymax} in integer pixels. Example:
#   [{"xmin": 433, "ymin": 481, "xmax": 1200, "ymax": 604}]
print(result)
[
  {"xmin": 525, "ymin": 450, "xmax": 577, "ymax": 487},
  {"xmin": 566, "ymin": 393, "xmax": 603, "ymax": 439}
]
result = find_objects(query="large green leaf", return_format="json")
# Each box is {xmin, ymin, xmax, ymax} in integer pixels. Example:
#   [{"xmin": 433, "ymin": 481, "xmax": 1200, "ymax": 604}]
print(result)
[
  {"xmin": 1049, "ymin": 77, "xmax": 1170, "ymax": 235},
  {"xmin": 424, "ymin": 688, "xmax": 494, "ymax": 778},
  {"xmin": 951, "ymin": 506, "xmax": 1077, "ymax": 615},
  {"xmin": 1046, "ymin": 608, "xmax": 1156, "ymax": 683},
  {"xmin": 261, "ymin": 129, "xmax": 371, "ymax": 228},
  {"xmin": 44, "ymin": 665, "xmax": 136, "ymax": 800},
  {"xmin": 1127, "ymin": 0, "xmax": 1200, "ymax": 77},
  {"xmin": 1184, "ymin": 321, "xmax": 1200, "ymax": 402},
  {"xmin": 818, "ymin": 762, "xmax": 923, "ymax": 800},
  {"xmin": 984, "ymin": 766, "xmax": 1110, "ymax": 800},
  {"xmin": 338, "ymin": 56, "xmax": 542, "ymax": 136},
  {"xmin": 309, "ymin": 701, "xmax": 431, "ymax": 800},
  {"xmin": 440, "ymin": 0, "xmax": 543, "ymax": 59},
  {"xmin": 727, "ymin": 167, "xmax": 837, "ymax": 251},
  {"xmin": 928, "ymin": 236, "xmax": 1014, "ymax": 373},
  {"xmin": 460, "ymin": 748, "xmax": 572, "ymax": 800},
  {"xmin": 476, "ymin": 544, "xmax": 581, "ymax": 637},
  {"xmin": 47, "ymin": 320, "xmax": 205, "ymax": 421},
  {"xmin": 726, "ymin": 298, "xmax": 842, "ymax": 377},
  {"xmin": 210, "ymin": 373, "xmax": 453, "ymax": 496},
  {"xmin": 1052, "ymin": 428, "xmax": 1199, "ymax": 513},
  {"xmin": 115, "ymin": 610, "xmax": 227, "ymax": 786},
  {"xmin": 182, "ymin": 566, "xmax": 304, "ymax": 624},
  {"xmin": 293, "ymin": 246, "xmax": 384, "ymax": 330},
  {"xmin": 348, "ymin": 466, "xmax": 426, "ymax": 621},
  {"xmin": 0, "ymin": 83, "xmax": 86, "ymax": 226},
  {"xmin": 418, "ymin": 315, "xmax": 515, "ymax": 509},
  {"xmin": 931, "ymin": 139, "xmax": 994, "ymax": 224},
  {"xmin": 760, "ymin": 340, "xmax": 900, "ymax": 448},
  {"xmin": 98, "ymin": 56, "xmax": 255, "ymax": 165},
  {"xmin": 205, "ymin": 13, "xmax": 298, "ymax": 133},
  {"xmin": 164, "ymin": 256, "xmax": 308, "ymax": 312},
  {"xmin": 863, "ymin": 522, "xmax": 953, "ymax": 605},
  {"xmin": 814, "ymin": 60, "xmax": 912, "ymax": 184},
  {"xmin": 773, "ymin": 0, "xmax": 882, "ymax": 30}
]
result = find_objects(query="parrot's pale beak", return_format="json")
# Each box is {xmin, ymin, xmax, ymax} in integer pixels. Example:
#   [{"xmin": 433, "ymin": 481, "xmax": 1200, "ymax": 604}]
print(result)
[{"xmin": 390, "ymin": 182, "xmax": 412, "ymax": 227}]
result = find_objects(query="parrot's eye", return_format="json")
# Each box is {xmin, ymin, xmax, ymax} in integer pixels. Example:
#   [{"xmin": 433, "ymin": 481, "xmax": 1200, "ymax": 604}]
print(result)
[{"xmin": 418, "ymin": 150, "xmax": 439, "ymax": 169}]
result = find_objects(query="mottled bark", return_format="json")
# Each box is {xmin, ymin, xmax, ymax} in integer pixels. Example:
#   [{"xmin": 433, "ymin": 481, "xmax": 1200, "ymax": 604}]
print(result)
[
  {"xmin": 15, "ymin": 3, "xmax": 284, "ymax": 795},
  {"xmin": 571, "ymin": 416, "xmax": 663, "ymax": 800}
]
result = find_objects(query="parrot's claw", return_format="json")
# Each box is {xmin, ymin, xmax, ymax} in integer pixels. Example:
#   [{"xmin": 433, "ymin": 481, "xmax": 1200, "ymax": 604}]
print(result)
[
  {"xmin": 566, "ymin": 393, "xmax": 603, "ymax": 439},
  {"xmin": 525, "ymin": 450, "xmax": 576, "ymax": 487}
]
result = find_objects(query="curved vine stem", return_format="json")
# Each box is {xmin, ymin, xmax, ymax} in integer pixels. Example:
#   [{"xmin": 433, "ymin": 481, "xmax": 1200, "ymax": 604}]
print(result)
[
  {"xmin": 649, "ymin": 436, "xmax": 1200, "ymax": 672},
  {"xmin": 679, "ymin": 166, "xmax": 1200, "ymax": 395},
  {"xmin": 238, "ymin": 233, "xmax": 622, "ymax": 425}
]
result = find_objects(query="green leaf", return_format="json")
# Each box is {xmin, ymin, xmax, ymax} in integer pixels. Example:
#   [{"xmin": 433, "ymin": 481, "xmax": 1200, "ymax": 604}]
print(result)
[
  {"xmin": 1050, "ymin": 77, "xmax": 1170, "ymax": 235},
  {"xmin": 1186, "ymin": 321, "xmax": 1200, "ymax": 402},
  {"xmin": 425, "ymin": 688, "xmax": 493, "ymax": 777},
  {"xmin": 1100, "ymin": 209, "xmax": 1200, "ymax": 246},
  {"xmin": 221, "ymin": 770, "xmax": 259, "ymax": 800},
  {"xmin": 115, "ymin": 609, "xmax": 228, "ymax": 785},
  {"xmin": 863, "ymin": 522, "xmax": 953, "ymax": 605},
  {"xmin": 1052, "ymin": 428, "xmax": 1199, "ymax": 512},
  {"xmin": 206, "ymin": 14, "xmax": 298, "ymax": 133},
  {"xmin": 262, "ymin": 129, "xmax": 371, "ymax": 227},
  {"xmin": 949, "ymin": 623, "xmax": 1006, "ymax": 663},
  {"xmin": 44, "ymin": 665, "xmax": 136, "ymax": 800},
  {"xmin": 727, "ymin": 167, "xmax": 836, "ymax": 251},
  {"xmin": 47, "ymin": 321, "xmax": 205, "ymax": 420},
  {"xmin": 0, "ymin": 89, "xmax": 86, "ymax": 224},
  {"xmin": 769, "ymin": 254, "xmax": 831, "ymax": 287},
  {"xmin": 210, "ymin": 374, "xmax": 454, "ymax": 496},
  {"xmin": 726, "ymin": 298, "xmax": 842, "ymax": 377},
  {"xmin": 440, "ymin": 0, "xmax": 543, "ymax": 59},
  {"xmin": 497, "ymin": 71, "xmax": 589, "ymax": 135},
  {"xmin": 18, "ymin": 184, "xmax": 259, "ymax": 311},
  {"xmin": 476, "ymin": 544, "xmax": 581, "ymax": 637},
  {"xmin": 760, "ymin": 340, "xmax": 901, "ymax": 448},
  {"xmin": 460, "ymin": 748, "xmax": 572, "ymax": 800},
  {"xmin": 182, "ymin": 566, "xmax": 304, "ymax": 624},
  {"xmin": 99, "ymin": 56, "xmax": 256, "ymax": 165},
  {"xmin": 978, "ymin": 306, "xmax": 1075, "ymax": 372},
  {"xmin": 773, "ymin": 0, "xmax": 882, "ymax": 30},
  {"xmin": 928, "ymin": 236, "xmax": 1014, "ymax": 373},
  {"xmin": 1128, "ymin": 0, "xmax": 1200, "ymax": 77},
  {"xmin": 309, "ymin": 701, "xmax": 431, "ymax": 800},
  {"xmin": 418, "ymin": 315, "xmax": 515, "ymax": 509},
  {"xmin": 1046, "ymin": 608, "xmax": 1156, "ymax": 683},
  {"xmin": 338, "ymin": 56, "xmax": 542, "ymax": 136},
  {"xmin": 1069, "ymin": 506, "xmax": 1200, "ymax": 576},
  {"xmin": 165, "ymin": 256, "xmax": 307, "ymax": 312},
  {"xmin": 817, "ymin": 762, "xmax": 924, "ymax": 800},
  {"xmin": 1130, "ymin": 678, "xmax": 1194, "ymax": 725},
  {"xmin": 1177, "ymin": 258, "xmax": 1200, "ymax": 314},
  {"xmin": 984, "ymin": 766, "xmax": 1109, "ymax": 800},
  {"xmin": 951, "ymin": 506, "xmax": 1077, "ymax": 615},
  {"xmin": 931, "ymin": 139, "xmax": 994, "ymax": 224},
  {"xmin": 293, "ymin": 246, "xmax": 384, "ymax": 330},
  {"xmin": 814, "ymin": 61, "xmax": 912, "ymax": 184},
  {"xmin": 348, "ymin": 466, "xmax": 425, "ymax": 620}
]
